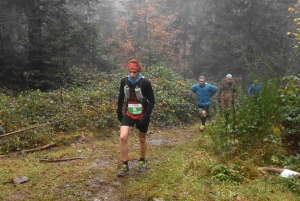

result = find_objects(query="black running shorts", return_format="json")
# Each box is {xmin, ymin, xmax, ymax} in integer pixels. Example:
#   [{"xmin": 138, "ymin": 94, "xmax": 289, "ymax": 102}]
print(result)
[
  {"xmin": 121, "ymin": 114, "xmax": 149, "ymax": 133},
  {"xmin": 198, "ymin": 105, "xmax": 210, "ymax": 114}
]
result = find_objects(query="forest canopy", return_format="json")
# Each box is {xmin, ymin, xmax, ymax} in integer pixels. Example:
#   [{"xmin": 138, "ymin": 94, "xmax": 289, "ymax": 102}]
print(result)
[{"xmin": 0, "ymin": 0, "xmax": 300, "ymax": 92}]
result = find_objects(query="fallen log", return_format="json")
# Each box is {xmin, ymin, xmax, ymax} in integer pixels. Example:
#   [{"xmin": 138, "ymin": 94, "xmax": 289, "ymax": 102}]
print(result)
[
  {"xmin": 0, "ymin": 123, "xmax": 53, "ymax": 138},
  {"xmin": 22, "ymin": 143, "xmax": 56, "ymax": 153},
  {"xmin": 40, "ymin": 157, "xmax": 84, "ymax": 162},
  {"xmin": 259, "ymin": 167, "xmax": 300, "ymax": 178}
]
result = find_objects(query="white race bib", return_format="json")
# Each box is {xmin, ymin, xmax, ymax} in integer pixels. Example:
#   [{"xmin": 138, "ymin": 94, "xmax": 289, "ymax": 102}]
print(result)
[{"xmin": 127, "ymin": 103, "xmax": 142, "ymax": 114}]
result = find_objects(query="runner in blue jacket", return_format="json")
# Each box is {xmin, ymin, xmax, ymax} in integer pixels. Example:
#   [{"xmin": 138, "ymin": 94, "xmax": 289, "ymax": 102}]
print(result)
[
  {"xmin": 191, "ymin": 76, "xmax": 218, "ymax": 131},
  {"xmin": 248, "ymin": 80, "xmax": 261, "ymax": 96}
]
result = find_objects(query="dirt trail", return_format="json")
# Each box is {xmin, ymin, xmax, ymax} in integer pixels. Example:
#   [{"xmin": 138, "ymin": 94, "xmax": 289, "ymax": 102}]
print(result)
[
  {"xmin": 86, "ymin": 125, "xmax": 198, "ymax": 201},
  {"xmin": 1, "ymin": 125, "xmax": 199, "ymax": 201}
]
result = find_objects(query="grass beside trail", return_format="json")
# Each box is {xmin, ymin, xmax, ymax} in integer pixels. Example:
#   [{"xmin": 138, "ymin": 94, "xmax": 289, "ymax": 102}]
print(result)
[
  {"xmin": 0, "ymin": 124, "xmax": 299, "ymax": 201},
  {"xmin": 0, "ymin": 130, "xmax": 121, "ymax": 201},
  {"xmin": 119, "ymin": 124, "xmax": 300, "ymax": 201}
]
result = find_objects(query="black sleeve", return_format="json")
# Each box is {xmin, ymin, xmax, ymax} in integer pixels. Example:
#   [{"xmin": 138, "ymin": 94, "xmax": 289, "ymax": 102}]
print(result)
[
  {"xmin": 141, "ymin": 78, "xmax": 155, "ymax": 116},
  {"xmin": 117, "ymin": 78, "xmax": 126, "ymax": 112}
]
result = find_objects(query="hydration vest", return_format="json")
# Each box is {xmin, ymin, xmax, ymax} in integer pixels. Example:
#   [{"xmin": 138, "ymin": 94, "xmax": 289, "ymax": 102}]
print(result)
[{"xmin": 124, "ymin": 77, "xmax": 145, "ymax": 102}]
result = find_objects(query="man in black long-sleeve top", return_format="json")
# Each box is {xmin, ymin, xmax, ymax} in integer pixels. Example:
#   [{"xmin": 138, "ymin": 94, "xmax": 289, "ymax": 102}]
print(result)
[{"xmin": 116, "ymin": 59, "xmax": 155, "ymax": 177}]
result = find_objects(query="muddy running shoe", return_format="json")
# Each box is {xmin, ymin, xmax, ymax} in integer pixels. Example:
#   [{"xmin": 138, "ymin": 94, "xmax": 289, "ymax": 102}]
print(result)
[
  {"xmin": 117, "ymin": 164, "xmax": 129, "ymax": 176},
  {"xmin": 200, "ymin": 125, "xmax": 206, "ymax": 131},
  {"xmin": 137, "ymin": 160, "xmax": 147, "ymax": 172}
]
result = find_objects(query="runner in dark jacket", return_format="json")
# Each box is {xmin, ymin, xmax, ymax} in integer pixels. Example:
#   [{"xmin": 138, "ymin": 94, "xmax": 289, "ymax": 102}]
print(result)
[
  {"xmin": 218, "ymin": 74, "xmax": 237, "ymax": 111},
  {"xmin": 116, "ymin": 59, "xmax": 155, "ymax": 177}
]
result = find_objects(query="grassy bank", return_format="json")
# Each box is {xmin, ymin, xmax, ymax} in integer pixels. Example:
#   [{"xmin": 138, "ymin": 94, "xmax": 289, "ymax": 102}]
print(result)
[
  {"xmin": 120, "ymin": 124, "xmax": 300, "ymax": 201},
  {"xmin": 1, "ymin": 124, "xmax": 299, "ymax": 200}
]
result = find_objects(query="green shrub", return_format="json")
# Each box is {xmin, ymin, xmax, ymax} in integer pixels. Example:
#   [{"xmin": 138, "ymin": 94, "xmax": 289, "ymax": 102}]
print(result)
[
  {"xmin": 208, "ymin": 75, "xmax": 300, "ymax": 167},
  {"xmin": 280, "ymin": 75, "xmax": 300, "ymax": 154},
  {"xmin": 210, "ymin": 164, "xmax": 243, "ymax": 184},
  {"xmin": 0, "ymin": 66, "xmax": 199, "ymax": 153}
]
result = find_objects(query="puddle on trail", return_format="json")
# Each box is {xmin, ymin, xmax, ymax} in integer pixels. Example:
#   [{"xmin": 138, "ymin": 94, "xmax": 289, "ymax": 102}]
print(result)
[
  {"xmin": 88, "ymin": 176, "xmax": 121, "ymax": 201},
  {"xmin": 147, "ymin": 129, "xmax": 195, "ymax": 146}
]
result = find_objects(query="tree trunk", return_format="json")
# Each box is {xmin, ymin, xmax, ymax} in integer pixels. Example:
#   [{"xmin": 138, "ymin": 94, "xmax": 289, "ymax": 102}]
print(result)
[
  {"xmin": 0, "ymin": 28, "xmax": 7, "ymax": 87},
  {"xmin": 27, "ymin": 0, "xmax": 43, "ymax": 66},
  {"xmin": 25, "ymin": 0, "xmax": 47, "ymax": 90}
]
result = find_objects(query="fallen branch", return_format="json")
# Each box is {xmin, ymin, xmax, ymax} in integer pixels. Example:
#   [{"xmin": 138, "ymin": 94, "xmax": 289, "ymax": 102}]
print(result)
[
  {"xmin": 21, "ymin": 143, "xmax": 56, "ymax": 153},
  {"xmin": 259, "ymin": 167, "xmax": 300, "ymax": 178},
  {"xmin": 0, "ymin": 123, "xmax": 53, "ymax": 138},
  {"xmin": 40, "ymin": 157, "xmax": 84, "ymax": 162}
]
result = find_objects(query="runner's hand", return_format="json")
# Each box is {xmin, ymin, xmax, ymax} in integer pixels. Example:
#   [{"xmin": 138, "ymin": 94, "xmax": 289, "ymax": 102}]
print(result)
[{"xmin": 138, "ymin": 115, "xmax": 150, "ymax": 127}]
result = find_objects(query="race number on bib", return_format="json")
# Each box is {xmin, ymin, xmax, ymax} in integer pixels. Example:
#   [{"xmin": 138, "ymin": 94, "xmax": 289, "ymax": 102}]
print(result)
[{"xmin": 127, "ymin": 103, "xmax": 143, "ymax": 114}]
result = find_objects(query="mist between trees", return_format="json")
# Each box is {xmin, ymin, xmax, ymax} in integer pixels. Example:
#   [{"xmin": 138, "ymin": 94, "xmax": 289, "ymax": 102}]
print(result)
[{"xmin": 0, "ymin": 0, "xmax": 300, "ymax": 92}]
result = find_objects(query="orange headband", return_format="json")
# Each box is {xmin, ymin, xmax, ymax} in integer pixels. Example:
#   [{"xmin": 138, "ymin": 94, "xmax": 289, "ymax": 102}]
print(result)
[{"xmin": 127, "ymin": 62, "xmax": 141, "ymax": 72}]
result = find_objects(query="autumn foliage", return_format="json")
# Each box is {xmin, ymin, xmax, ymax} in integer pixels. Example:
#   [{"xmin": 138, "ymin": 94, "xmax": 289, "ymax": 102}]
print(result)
[{"xmin": 107, "ymin": 0, "xmax": 182, "ymax": 69}]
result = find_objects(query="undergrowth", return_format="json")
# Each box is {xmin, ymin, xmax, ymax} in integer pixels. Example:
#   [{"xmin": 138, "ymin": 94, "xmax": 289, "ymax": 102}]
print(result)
[
  {"xmin": 119, "ymin": 125, "xmax": 300, "ymax": 201},
  {"xmin": 0, "ymin": 66, "xmax": 198, "ymax": 153},
  {"xmin": 207, "ymin": 75, "xmax": 300, "ymax": 173},
  {"xmin": 1, "ymin": 68, "xmax": 300, "ymax": 200}
]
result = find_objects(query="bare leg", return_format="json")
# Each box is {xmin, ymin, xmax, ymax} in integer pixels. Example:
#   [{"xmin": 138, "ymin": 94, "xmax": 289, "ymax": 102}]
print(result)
[
  {"xmin": 138, "ymin": 131, "xmax": 147, "ymax": 158},
  {"xmin": 120, "ymin": 126, "xmax": 131, "ymax": 161},
  {"xmin": 202, "ymin": 110, "xmax": 207, "ymax": 117}
]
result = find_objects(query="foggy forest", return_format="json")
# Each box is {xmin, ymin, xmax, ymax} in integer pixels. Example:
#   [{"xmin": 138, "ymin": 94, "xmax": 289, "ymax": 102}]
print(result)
[
  {"xmin": 1, "ymin": 0, "xmax": 300, "ymax": 201},
  {"xmin": 1, "ymin": 0, "xmax": 300, "ymax": 91}
]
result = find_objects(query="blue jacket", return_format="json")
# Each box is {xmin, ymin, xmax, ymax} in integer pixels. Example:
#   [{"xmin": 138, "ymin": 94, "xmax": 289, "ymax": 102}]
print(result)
[
  {"xmin": 191, "ymin": 83, "xmax": 218, "ymax": 106},
  {"xmin": 248, "ymin": 84, "xmax": 261, "ymax": 96}
]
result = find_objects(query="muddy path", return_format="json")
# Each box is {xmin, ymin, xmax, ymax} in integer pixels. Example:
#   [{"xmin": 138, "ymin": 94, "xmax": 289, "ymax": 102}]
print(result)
[
  {"xmin": 0, "ymin": 125, "xmax": 199, "ymax": 201},
  {"xmin": 85, "ymin": 126, "xmax": 198, "ymax": 201}
]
